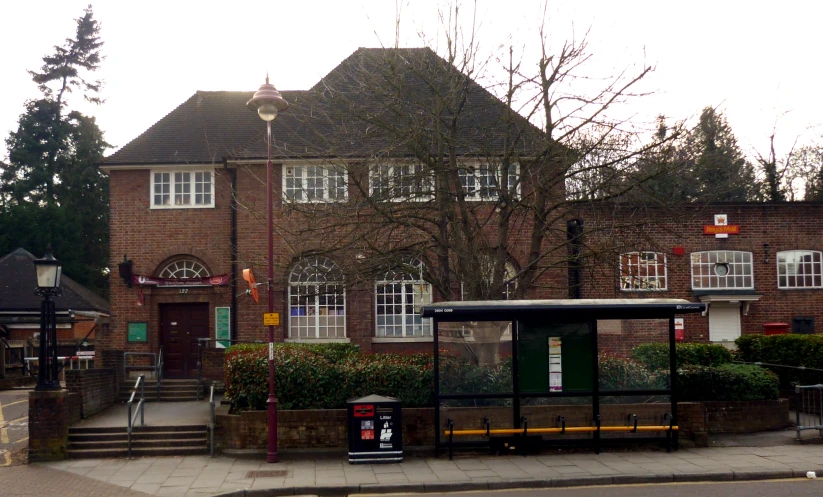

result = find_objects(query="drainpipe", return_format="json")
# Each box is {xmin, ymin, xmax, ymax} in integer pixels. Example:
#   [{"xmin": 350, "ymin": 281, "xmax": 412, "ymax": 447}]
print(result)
[
  {"xmin": 567, "ymin": 219, "xmax": 584, "ymax": 299},
  {"xmin": 225, "ymin": 158, "xmax": 238, "ymax": 343}
]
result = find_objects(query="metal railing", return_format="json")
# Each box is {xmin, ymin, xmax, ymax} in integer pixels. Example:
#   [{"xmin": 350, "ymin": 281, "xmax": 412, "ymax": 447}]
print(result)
[
  {"xmin": 124, "ymin": 352, "xmax": 158, "ymax": 380},
  {"xmin": 209, "ymin": 383, "xmax": 216, "ymax": 457},
  {"xmin": 127, "ymin": 374, "xmax": 146, "ymax": 459},
  {"xmin": 156, "ymin": 346, "xmax": 163, "ymax": 400},
  {"xmin": 796, "ymin": 384, "xmax": 823, "ymax": 440}
]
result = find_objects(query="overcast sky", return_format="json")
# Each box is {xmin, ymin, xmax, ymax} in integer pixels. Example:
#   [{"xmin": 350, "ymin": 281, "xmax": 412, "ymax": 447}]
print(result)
[{"xmin": 2, "ymin": 1, "xmax": 821, "ymax": 162}]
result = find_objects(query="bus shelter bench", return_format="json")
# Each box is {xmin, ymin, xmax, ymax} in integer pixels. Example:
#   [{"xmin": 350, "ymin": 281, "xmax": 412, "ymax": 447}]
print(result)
[{"xmin": 443, "ymin": 414, "xmax": 677, "ymax": 460}]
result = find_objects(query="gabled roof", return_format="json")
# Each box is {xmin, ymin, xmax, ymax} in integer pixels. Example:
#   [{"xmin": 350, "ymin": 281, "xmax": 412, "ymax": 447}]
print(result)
[
  {"xmin": 0, "ymin": 248, "xmax": 109, "ymax": 313},
  {"xmin": 104, "ymin": 48, "xmax": 545, "ymax": 166}
]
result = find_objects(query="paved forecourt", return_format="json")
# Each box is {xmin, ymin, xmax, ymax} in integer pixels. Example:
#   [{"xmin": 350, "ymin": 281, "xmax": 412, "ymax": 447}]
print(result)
[{"xmin": 33, "ymin": 439, "xmax": 823, "ymax": 497}]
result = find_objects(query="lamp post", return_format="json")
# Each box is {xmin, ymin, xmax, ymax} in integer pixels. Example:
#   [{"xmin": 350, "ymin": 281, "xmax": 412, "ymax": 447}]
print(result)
[
  {"xmin": 247, "ymin": 76, "xmax": 288, "ymax": 463},
  {"xmin": 33, "ymin": 251, "xmax": 63, "ymax": 391}
]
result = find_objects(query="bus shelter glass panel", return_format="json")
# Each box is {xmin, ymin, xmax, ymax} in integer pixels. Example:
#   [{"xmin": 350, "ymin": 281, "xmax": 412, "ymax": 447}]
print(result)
[
  {"xmin": 518, "ymin": 321, "xmax": 593, "ymax": 394},
  {"xmin": 598, "ymin": 318, "xmax": 672, "ymax": 393},
  {"xmin": 438, "ymin": 320, "xmax": 513, "ymax": 397}
]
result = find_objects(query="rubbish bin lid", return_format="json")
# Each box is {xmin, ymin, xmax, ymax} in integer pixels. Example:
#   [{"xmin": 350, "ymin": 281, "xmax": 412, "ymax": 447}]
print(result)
[
  {"xmin": 763, "ymin": 322, "xmax": 789, "ymax": 327},
  {"xmin": 347, "ymin": 394, "xmax": 400, "ymax": 404}
]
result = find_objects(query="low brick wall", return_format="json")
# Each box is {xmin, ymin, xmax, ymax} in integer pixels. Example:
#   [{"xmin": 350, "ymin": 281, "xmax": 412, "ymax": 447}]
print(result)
[
  {"xmin": 65, "ymin": 368, "xmax": 117, "ymax": 418},
  {"xmin": 216, "ymin": 402, "xmax": 720, "ymax": 452},
  {"xmin": 703, "ymin": 399, "xmax": 790, "ymax": 433},
  {"xmin": 28, "ymin": 390, "xmax": 82, "ymax": 462},
  {"xmin": 201, "ymin": 348, "xmax": 225, "ymax": 383}
]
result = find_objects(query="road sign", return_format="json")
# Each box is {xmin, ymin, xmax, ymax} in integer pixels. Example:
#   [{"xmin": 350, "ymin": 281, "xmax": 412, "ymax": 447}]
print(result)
[{"xmin": 263, "ymin": 312, "xmax": 280, "ymax": 326}]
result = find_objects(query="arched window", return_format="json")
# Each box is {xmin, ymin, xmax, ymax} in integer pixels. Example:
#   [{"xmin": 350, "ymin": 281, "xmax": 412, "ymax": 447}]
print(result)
[
  {"xmin": 691, "ymin": 251, "xmax": 753, "ymax": 290},
  {"xmin": 375, "ymin": 259, "xmax": 432, "ymax": 337},
  {"xmin": 159, "ymin": 259, "xmax": 210, "ymax": 279},
  {"xmin": 288, "ymin": 256, "xmax": 345, "ymax": 339}
]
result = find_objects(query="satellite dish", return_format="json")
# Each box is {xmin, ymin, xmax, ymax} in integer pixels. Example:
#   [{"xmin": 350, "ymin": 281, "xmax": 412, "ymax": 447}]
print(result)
[{"xmin": 242, "ymin": 268, "xmax": 259, "ymax": 303}]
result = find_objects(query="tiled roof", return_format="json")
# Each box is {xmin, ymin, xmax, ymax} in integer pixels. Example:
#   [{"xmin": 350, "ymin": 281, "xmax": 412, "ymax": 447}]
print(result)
[
  {"xmin": 104, "ymin": 48, "xmax": 544, "ymax": 166},
  {"xmin": 0, "ymin": 248, "xmax": 109, "ymax": 313}
]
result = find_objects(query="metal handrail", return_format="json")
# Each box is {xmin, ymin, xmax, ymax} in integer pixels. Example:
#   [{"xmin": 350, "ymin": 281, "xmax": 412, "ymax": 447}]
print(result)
[
  {"xmin": 123, "ymin": 352, "xmax": 157, "ymax": 378},
  {"xmin": 209, "ymin": 383, "xmax": 215, "ymax": 457},
  {"xmin": 127, "ymin": 374, "xmax": 146, "ymax": 459},
  {"xmin": 156, "ymin": 346, "xmax": 163, "ymax": 400}
]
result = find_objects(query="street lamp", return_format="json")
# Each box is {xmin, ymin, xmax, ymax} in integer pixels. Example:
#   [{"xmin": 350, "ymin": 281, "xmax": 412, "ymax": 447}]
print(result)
[
  {"xmin": 33, "ymin": 251, "xmax": 63, "ymax": 391},
  {"xmin": 247, "ymin": 75, "xmax": 288, "ymax": 464}
]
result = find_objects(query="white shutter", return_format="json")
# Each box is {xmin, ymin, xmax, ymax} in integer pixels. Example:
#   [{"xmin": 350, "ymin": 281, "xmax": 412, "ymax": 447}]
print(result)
[{"xmin": 709, "ymin": 303, "xmax": 741, "ymax": 342}]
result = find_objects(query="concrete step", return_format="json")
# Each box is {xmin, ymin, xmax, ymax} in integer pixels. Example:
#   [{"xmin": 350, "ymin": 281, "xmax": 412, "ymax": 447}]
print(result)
[
  {"xmin": 70, "ymin": 425, "xmax": 207, "ymax": 434},
  {"xmin": 66, "ymin": 445, "xmax": 208, "ymax": 459},
  {"xmin": 66, "ymin": 425, "xmax": 209, "ymax": 459},
  {"xmin": 69, "ymin": 430, "xmax": 206, "ymax": 443}
]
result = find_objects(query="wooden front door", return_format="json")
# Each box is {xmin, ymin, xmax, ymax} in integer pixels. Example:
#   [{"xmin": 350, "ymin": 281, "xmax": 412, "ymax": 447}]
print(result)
[{"xmin": 160, "ymin": 303, "xmax": 209, "ymax": 379}]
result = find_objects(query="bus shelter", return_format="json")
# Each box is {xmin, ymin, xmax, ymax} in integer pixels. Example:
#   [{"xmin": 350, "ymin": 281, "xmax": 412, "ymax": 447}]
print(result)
[{"xmin": 421, "ymin": 299, "xmax": 706, "ymax": 456}]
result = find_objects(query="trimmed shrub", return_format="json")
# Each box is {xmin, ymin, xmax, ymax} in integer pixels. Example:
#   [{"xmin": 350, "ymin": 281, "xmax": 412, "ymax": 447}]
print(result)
[
  {"xmin": 224, "ymin": 343, "xmax": 433, "ymax": 411},
  {"xmin": 734, "ymin": 334, "xmax": 823, "ymax": 386},
  {"xmin": 631, "ymin": 342, "xmax": 733, "ymax": 371},
  {"xmin": 599, "ymin": 354, "xmax": 665, "ymax": 390},
  {"xmin": 676, "ymin": 364, "xmax": 779, "ymax": 401}
]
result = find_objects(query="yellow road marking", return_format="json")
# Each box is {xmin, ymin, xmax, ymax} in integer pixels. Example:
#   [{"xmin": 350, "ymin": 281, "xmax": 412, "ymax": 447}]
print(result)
[
  {"xmin": 1, "ymin": 399, "xmax": 28, "ymax": 408},
  {"xmin": 0, "ymin": 398, "xmax": 8, "ymax": 444}
]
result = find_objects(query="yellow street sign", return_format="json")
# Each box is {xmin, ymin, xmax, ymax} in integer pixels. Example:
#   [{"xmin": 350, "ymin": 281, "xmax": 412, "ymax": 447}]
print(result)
[{"xmin": 263, "ymin": 312, "xmax": 280, "ymax": 326}]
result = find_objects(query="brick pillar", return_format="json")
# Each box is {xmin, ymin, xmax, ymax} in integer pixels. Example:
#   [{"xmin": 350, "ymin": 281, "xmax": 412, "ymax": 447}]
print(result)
[
  {"xmin": 28, "ymin": 390, "xmax": 82, "ymax": 462},
  {"xmin": 101, "ymin": 349, "xmax": 125, "ymax": 387}
]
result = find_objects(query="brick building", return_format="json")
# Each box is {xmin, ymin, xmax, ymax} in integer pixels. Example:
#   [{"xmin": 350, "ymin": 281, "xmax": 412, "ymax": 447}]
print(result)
[{"xmin": 100, "ymin": 48, "xmax": 823, "ymax": 377}]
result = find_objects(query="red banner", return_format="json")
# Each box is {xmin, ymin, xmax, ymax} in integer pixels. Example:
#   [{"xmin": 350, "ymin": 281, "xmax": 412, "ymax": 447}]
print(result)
[{"xmin": 132, "ymin": 274, "xmax": 230, "ymax": 287}]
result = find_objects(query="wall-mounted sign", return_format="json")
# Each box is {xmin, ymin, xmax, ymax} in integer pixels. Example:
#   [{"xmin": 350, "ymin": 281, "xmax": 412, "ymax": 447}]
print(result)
[
  {"xmin": 130, "ymin": 274, "xmax": 230, "ymax": 287},
  {"xmin": 674, "ymin": 318, "xmax": 685, "ymax": 341},
  {"xmin": 127, "ymin": 322, "xmax": 148, "ymax": 342},
  {"xmin": 215, "ymin": 307, "xmax": 231, "ymax": 348},
  {"xmin": 263, "ymin": 312, "xmax": 280, "ymax": 326},
  {"xmin": 704, "ymin": 214, "xmax": 739, "ymax": 238}
]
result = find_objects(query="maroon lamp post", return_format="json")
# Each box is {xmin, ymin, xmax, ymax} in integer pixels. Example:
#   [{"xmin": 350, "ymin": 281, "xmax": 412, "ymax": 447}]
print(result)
[{"xmin": 247, "ymin": 76, "xmax": 288, "ymax": 463}]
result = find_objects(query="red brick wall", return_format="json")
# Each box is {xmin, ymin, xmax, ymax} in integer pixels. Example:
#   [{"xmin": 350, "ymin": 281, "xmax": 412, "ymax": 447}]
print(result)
[
  {"xmin": 65, "ymin": 368, "xmax": 117, "ymax": 418},
  {"xmin": 28, "ymin": 390, "xmax": 82, "ymax": 462},
  {"xmin": 573, "ymin": 203, "xmax": 823, "ymax": 355},
  {"xmin": 217, "ymin": 401, "xmax": 774, "ymax": 451}
]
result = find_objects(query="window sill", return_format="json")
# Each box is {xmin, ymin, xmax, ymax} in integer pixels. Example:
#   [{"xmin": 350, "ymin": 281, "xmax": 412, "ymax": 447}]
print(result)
[
  {"xmin": 372, "ymin": 337, "xmax": 433, "ymax": 343},
  {"xmin": 285, "ymin": 338, "xmax": 350, "ymax": 343},
  {"xmin": 150, "ymin": 204, "xmax": 215, "ymax": 210}
]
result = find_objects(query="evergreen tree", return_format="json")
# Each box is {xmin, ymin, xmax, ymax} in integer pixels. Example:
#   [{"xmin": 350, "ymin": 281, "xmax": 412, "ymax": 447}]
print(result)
[
  {"xmin": 0, "ymin": 5, "xmax": 109, "ymax": 295},
  {"xmin": 685, "ymin": 107, "xmax": 756, "ymax": 202}
]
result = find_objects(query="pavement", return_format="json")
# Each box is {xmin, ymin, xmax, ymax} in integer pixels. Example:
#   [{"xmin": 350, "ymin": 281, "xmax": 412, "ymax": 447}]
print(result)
[
  {"xmin": 26, "ymin": 431, "xmax": 823, "ymax": 497},
  {"xmin": 5, "ymin": 397, "xmax": 823, "ymax": 497}
]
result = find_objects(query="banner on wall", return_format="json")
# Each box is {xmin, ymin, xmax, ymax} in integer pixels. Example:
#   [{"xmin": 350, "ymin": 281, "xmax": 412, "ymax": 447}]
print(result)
[{"xmin": 131, "ymin": 274, "xmax": 230, "ymax": 287}]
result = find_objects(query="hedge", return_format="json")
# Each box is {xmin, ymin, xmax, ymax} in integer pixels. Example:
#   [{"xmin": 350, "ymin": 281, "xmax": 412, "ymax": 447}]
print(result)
[
  {"xmin": 675, "ymin": 364, "xmax": 779, "ymax": 401},
  {"xmin": 224, "ymin": 343, "xmax": 777, "ymax": 411},
  {"xmin": 224, "ymin": 344, "xmax": 434, "ymax": 411},
  {"xmin": 631, "ymin": 342, "xmax": 733, "ymax": 371},
  {"xmin": 735, "ymin": 334, "xmax": 823, "ymax": 386}
]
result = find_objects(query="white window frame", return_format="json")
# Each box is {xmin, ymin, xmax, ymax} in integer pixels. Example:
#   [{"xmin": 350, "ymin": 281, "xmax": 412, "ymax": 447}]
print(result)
[
  {"xmin": 369, "ymin": 164, "xmax": 433, "ymax": 202},
  {"xmin": 777, "ymin": 250, "xmax": 823, "ymax": 289},
  {"xmin": 458, "ymin": 163, "xmax": 520, "ymax": 201},
  {"xmin": 620, "ymin": 251, "xmax": 667, "ymax": 291},
  {"xmin": 288, "ymin": 257, "xmax": 346, "ymax": 339},
  {"xmin": 283, "ymin": 164, "xmax": 347, "ymax": 202},
  {"xmin": 691, "ymin": 250, "xmax": 754, "ymax": 290},
  {"xmin": 375, "ymin": 260, "xmax": 433, "ymax": 337},
  {"xmin": 150, "ymin": 168, "xmax": 215, "ymax": 209},
  {"xmin": 159, "ymin": 259, "xmax": 210, "ymax": 279}
]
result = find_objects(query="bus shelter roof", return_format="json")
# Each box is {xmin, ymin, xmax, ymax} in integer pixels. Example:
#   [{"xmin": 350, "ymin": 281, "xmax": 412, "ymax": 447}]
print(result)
[{"xmin": 420, "ymin": 298, "xmax": 705, "ymax": 322}]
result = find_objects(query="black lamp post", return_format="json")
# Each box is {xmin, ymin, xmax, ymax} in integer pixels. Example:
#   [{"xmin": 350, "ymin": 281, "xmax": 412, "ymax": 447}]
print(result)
[
  {"xmin": 33, "ymin": 251, "xmax": 63, "ymax": 391},
  {"xmin": 247, "ymin": 75, "xmax": 288, "ymax": 463}
]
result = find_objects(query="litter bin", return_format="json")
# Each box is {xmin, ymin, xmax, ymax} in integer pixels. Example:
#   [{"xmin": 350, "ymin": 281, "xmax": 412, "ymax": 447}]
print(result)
[
  {"xmin": 763, "ymin": 322, "xmax": 790, "ymax": 335},
  {"xmin": 347, "ymin": 394, "xmax": 402, "ymax": 463}
]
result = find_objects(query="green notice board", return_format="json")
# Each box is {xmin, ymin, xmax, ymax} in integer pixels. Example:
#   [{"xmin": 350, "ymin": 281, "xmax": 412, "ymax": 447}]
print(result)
[
  {"xmin": 518, "ymin": 321, "xmax": 593, "ymax": 392},
  {"xmin": 127, "ymin": 322, "xmax": 147, "ymax": 343},
  {"xmin": 215, "ymin": 307, "xmax": 231, "ymax": 348}
]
